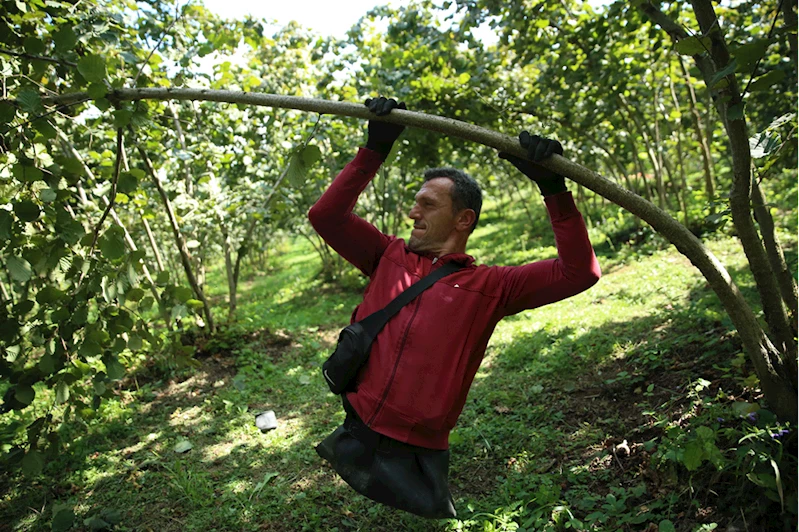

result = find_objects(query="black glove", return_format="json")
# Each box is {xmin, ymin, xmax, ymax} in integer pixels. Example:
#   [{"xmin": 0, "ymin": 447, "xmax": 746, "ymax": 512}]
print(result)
[
  {"xmin": 499, "ymin": 131, "xmax": 567, "ymax": 196},
  {"xmin": 364, "ymin": 96, "xmax": 407, "ymax": 158}
]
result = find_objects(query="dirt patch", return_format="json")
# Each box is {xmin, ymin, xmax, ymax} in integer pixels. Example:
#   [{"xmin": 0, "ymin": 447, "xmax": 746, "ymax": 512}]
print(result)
[{"xmin": 451, "ymin": 455, "xmax": 502, "ymax": 498}]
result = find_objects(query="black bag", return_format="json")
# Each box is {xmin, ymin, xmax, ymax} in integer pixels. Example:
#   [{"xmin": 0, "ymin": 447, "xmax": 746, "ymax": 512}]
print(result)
[
  {"xmin": 316, "ymin": 397, "xmax": 456, "ymax": 519},
  {"xmin": 322, "ymin": 261, "xmax": 463, "ymax": 395}
]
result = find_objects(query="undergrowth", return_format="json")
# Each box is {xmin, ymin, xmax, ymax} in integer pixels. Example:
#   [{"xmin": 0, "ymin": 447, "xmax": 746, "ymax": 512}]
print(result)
[{"xmin": 0, "ymin": 198, "xmax": 796, "ymax": 531}]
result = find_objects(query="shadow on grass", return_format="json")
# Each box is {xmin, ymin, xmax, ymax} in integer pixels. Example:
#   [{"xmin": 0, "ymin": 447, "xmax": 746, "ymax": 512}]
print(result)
[
  {"xmin": 3, "ymin": 230, "xmax": 795, "ymax": 531},
  {"xmin": 451, "ymin": 272, "xmax": 795, "ymax": 531}
]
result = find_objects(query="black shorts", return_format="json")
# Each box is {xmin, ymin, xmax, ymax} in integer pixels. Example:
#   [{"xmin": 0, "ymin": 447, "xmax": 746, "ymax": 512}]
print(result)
[{"xmin": 315, "ymin": 398, "xmax": 456, "ymax": 519}]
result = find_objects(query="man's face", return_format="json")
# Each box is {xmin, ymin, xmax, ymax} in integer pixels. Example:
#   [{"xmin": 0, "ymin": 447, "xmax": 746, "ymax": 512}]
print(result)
[{"xmin": 407, "ymin": 177, "xmax": 458, "ymax": 254}]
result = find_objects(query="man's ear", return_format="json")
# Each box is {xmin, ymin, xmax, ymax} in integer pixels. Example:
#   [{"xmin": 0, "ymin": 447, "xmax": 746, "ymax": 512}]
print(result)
[{"xmin": 455, "ymin": 209, "xmax": 476, "ymax": 232}]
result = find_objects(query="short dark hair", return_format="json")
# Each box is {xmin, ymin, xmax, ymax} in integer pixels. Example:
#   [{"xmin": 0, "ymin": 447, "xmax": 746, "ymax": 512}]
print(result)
[{"xmin": 423, "ymin": 168, "xmax": 482, "ymax": 232}]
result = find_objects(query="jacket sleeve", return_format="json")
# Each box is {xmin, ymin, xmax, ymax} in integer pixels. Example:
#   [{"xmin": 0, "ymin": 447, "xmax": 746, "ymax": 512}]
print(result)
[
  {"xmin": 308, "ymin": 148, "xmax": 393, "ymax": 277},
  {"xmin": 497, "ymin": 192, "xmax": 601, "ymax": 316}
]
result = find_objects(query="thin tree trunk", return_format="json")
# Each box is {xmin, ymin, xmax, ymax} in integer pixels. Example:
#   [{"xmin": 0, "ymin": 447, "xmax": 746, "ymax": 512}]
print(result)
[
  {"xmin": 652, "ymin": 85, "xmax": 669, "ymax": 210},
  {"xmin": 628, "ymin": 135, "xmax": 652, "ymax": 202},
  {"xmin": 169, "ymin": 101, "xmax": 194, "ymax": 197},
  {"xmin": 221, "ymin": 221, "xmax": 237, "ymax": 322},
  {"xmin": 618, "ymin": 94, "xmax": 666, "ymax": 209},
  {"xmin": 57, "ymin": 131, "xmax": 163, "ymax": 307},
  {"xmin": 118, "ymin": 140, "xmax": 167, "ymax": 273},
  {"xmin": 678, "ymin": 57, "xmax": 716, "ymax": 207},
  {"xmin": 751, "ymin": 176, "xmax": 798, "ymax": 327},
  {"xmin": 782, "ymin": 0, "xmax": 797, "ymax": 74},
  {"xmin": 668, "ymin": 72, "xmax": 690, "ymax": 225},
  {"xmin": 42, "ymin": 87, "xmax": 798, "ymax": 422},
  {"xmin": 133, "ymin": 139, "xmax": 216, "ymax": 333}
]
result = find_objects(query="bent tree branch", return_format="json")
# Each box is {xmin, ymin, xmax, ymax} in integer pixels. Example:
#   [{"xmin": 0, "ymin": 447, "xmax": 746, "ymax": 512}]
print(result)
[{"xmin": 40, "ymin": 87, "xmax": 797, "ymax": 422}]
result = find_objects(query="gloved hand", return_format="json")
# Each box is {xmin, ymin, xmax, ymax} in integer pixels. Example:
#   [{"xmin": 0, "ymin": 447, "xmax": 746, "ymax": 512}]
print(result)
[
  {"xmin": 499, "ymin": 131, "xmax": 567, "ymax": 196},
  {"xmin": 364, "ymin": 96, "xmax": 407, "ymax": 158}
]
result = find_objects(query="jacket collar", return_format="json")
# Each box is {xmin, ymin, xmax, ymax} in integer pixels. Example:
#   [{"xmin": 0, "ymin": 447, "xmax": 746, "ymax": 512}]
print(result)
[{"xmin": 403, "ymin": 242, "xmax": 476, "ymax": 267}]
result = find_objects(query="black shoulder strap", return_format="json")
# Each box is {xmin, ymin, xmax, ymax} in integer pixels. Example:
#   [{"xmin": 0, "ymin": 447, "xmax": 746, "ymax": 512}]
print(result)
[{"xmin": 358, "ymin": 261, "xmax": 464, "ymax": 338}]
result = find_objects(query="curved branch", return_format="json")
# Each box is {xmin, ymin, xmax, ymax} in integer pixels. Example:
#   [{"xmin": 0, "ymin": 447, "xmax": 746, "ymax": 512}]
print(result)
[{"xmin": 39, "ymin": 87, "xmax": 795, "ymax": 420}]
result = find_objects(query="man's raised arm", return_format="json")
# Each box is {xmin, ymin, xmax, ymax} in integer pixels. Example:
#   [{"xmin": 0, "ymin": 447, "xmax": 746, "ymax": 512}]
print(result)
[
  {"xmin": 496, "ymin": 132, "xmax": 601, "ymax": 316},
  {"xmin": 308, "ymin": 97, "xmax": 406, "ymax": 277}
]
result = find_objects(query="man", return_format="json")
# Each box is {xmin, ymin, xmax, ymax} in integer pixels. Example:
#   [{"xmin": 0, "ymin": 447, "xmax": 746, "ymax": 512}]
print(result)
[{"xmin": 310, "ymin": 97, "xmax": 601, "ymax": 519}]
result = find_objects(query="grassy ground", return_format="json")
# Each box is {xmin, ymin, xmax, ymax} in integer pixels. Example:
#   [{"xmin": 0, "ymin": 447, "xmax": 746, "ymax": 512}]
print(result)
[{"xmin": 1, "ymin": 198, "xmax": 796, "ymax": 531}]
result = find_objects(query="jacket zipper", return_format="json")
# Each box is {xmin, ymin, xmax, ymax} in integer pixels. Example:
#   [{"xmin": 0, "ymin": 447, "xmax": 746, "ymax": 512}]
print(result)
[{"xmin": 366, "ymin": 258, "xmax": 438, "ymax": 426}]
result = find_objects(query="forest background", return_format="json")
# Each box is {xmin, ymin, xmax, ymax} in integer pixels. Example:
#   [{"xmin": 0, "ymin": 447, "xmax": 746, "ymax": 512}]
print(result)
[{"xmin": 0, "ymin": 0, "xmax": 797, "ymax": 530}]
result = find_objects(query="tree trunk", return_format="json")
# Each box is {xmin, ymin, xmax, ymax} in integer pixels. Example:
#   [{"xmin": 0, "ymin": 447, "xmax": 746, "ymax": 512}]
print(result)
[
  {"xmin": 690, "ymin": 0, "xmax": 796, "ymax": 358},
  {"xmin": 169, "ymin": 101, "xmax": 194, "ymax": 197},
  {"xmin": 751, "ymin": 176, "xmax": 798, "ymax": 328},
  {"xmin": 618, "ymin": 94, "xmax": 665, "ymax": 210},
  {"xmin": 782, "ymin": 0, "xmax": 797, "ymax": 74},
  {"xmin": 119, "ymin": 137, "xmax": 167, "ymax": 272},
  {"xmin": 679, "ymin": 57, "xmax": 716, "ymax": 207},
  {"xmin": 221, "ymin": 221, "xmax": 237, "ymax": 322},
  {"xmin": 41, "ymin": 87, "xmax": 798, "ymax": 422},
  {"xmin": 668, "ymin": 72, "xmax": 690, "ymax": 225},
  {"xmin": 133, "ymin": 139, "xmax": 216, "ymax": 333},
  {"xmin": 57, "ymin": 131, "xmax": 163, "ymax": 307}
]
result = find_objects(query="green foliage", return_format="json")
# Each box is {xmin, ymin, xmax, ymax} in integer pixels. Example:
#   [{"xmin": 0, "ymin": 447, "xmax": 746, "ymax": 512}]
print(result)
[{"xmin": 0, "ymin": 0, "xmax": 795, "ymax": 529}]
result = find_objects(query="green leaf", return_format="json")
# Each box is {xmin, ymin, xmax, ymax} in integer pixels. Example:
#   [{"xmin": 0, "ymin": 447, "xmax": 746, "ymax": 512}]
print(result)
[
  {"xmin": 170, "ymin": 304, "xmax": 187, "ymax": 322},
  {"xmin": 448, "ymin": 430, "xmax": 464, "ymax": 445},
  {"xmin": 658, "ymin": 520, "xmax": 676, "ymax": 532},
  {"xmin": 7, "ymin": 256, "xmax": 33, "ymax": 282},
  {"xmin": 126, "ymin": 287, "xmax": 145, "ymax": 301},
  {"xmin": 15, "ymin": 384, "xmax": 35, "ymax": 405},
  {"xmin": 113, "ymin": 109, "xmax": 132, "ymax": 128},
  {"xmin": 14, "ymin": 164, "xmax": 44, "ymax": 183},
  {"xmin": 51, "ymin": 507, "xmax": 76, "ymax": 532},
  {"xmin": 83, "ymin": 516, "xmax": 111, "ymax": 531},
  {"xmin": 56, "ymin": 381, "xmax": 70, "ymax": 403},
  {"xmin": 17, "ymin": 89, "xmax": 43, "ymax": 114},
  {"xmin": 52, "ymin": 27, "xmax": 78, "ymax": 51},
  {"xmin": 34, "ymin": 119, "xmax": 57, "ymax": 140},
  {"xmin": 695, "ymin": 426, "xmax": 715, "ymax": 440},
  {"xmin": 22, "ymin": 450, "xmax": 44, "ymax": 477},
  {"xmin": 77, "ymin": 55, "xmax": 107, "ymax": 83},
  {"xmin": 23, "ymin": 37, "xmax": 44, "ymax": 55},
  {"xmin": 286, "ymin": 152, "xmax": 305, "ymax": 187},
  {"xmin": 185, "ymin": 298, "xmax": 204, "ymax": 311},
  {"xmin": 674, "ymin": 36, "xmax": 711, "ymax": 56},
  {"xmin": 87, "ymin": 83, "xmax": 108, "ymax": 99},
  {"xmin": 93, "ymin": 381, "xmax": 107, "ymax": 396},
  {"xmin": 682, "ymin": 440, "xmax": 704, "ymax": 471},
  {"xmin": 139, "ymin": 296, "xmax": 155, "ymax": 311},
  {"xmin": 174, "ymin": 439, "xmax": 193, "ymax": 453},
  {"xmin": 710, "ymin": 60, "xmax": 738, "ymax": 88},
  {"xmin": 14, "ymin": 200, "xmax": 41, "ymax": 221},
  {"xmin": 301, "ymin": 144, "xmax": 322, "ymax": 166},
  {"xmin": 40, "ymin": 188, "xmax": 57, "ymax": 203},
  {"xmin": 731, "ymin": 38, "xmax": 772, "ymax": 66},
  {"xmin": 38, "ymin": 353, "xmax": 56, "ymax": 375},
  {"xmin": 174, "ymin": 286, "xmax": 193, "ymax": 303},
  {"xmin": 0, "ymin": 210, "xmax": 11, "ymax": 240},
  {"xmin": 36, "ymin": 286, "xmax": 63, "ymax": 305},
  {"xmin": 116, "ymin": 171, "xmax": 139, "ymax": 194},
  {"xmin": 105, "ymin": 356, "xmax": 125, "ymax": 380},
  {"xmin": 128, "ymin": 334, "xmax": 143, "ymax": 351},
  {"xmin": 99, "ymin": 227, "xmax": 126, "ymax": 260},
  {"xmin": 748, "ymin": 69, "xmax": 786, "ymax": 92},
  {"xmin": 0, "ymin": 101, "xmax": 16, "ymax": 124}
]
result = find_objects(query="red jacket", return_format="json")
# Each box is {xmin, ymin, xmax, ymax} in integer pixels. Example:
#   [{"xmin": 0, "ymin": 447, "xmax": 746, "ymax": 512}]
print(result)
[{"xmin": 309, "ymin": 148, "xmax": 601, "ymax": 449}]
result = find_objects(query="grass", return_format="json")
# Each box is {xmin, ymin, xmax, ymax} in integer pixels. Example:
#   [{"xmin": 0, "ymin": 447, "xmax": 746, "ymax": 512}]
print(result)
[{"xmin": 0, "ymin": 197, "xmax": 796, "ymax": 531}]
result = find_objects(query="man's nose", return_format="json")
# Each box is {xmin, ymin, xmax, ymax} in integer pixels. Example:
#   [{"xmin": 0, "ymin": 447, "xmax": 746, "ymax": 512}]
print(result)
[{"xmin": 409, "ymin": 205, "xmax": 420, "ymax": 219}]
